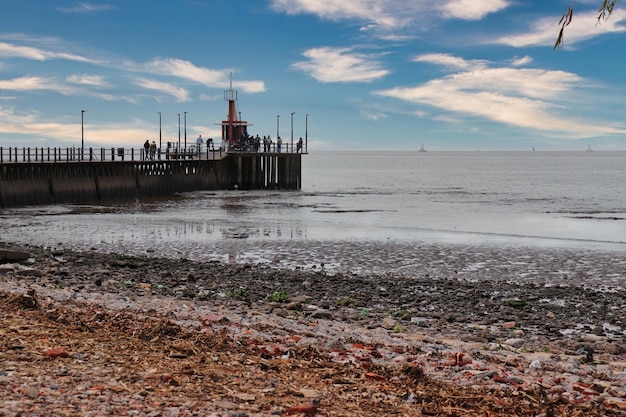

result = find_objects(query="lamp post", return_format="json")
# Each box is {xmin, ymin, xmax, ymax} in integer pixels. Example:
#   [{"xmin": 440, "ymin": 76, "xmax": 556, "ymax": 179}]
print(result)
[
  {"xmin": 81, "ymin": 109, "xmax": 86, "ymax": 161},
  {"xmin": 276, "ymin": 115, "xmax": 280, "ymax": 144},
  {"xmin": 177, "ymin": 113, "xmax": 181, "ymax": 151},
  {"xmin": 290, "ymin": 112, "xmax": 295, "ymax": 152},
  {"xmin": 305, "ymin": 113, "xmax": 308, "ymax": 153},
  {"xmin": 184, "ymin": 111, "xmax": 187, "ymax": 150},
  {"xmin": 157, "ymin": 112, "xmax": 162, "ymax": 160}
]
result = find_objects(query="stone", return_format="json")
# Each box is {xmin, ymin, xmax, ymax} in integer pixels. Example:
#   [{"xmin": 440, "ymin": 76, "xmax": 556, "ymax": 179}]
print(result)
[
  {"xmin": 411, "ymin": 317, "xmax": 430, "ymax": 327},
  {"xmin": 14, "ymin": 268, "xmax": 44, "ymax": 277},
  {"xmin": 381, "ymin": 317, "xmax": 397, "ymax": 330},
  {"xmin": 0, "ymin": 249, "xmax": 30, "ymax": 263},
  {"xmin": 310, "ymin": 311, "xmax": 333, "ymax": 320},
  {"xmin": 300, "ymin": 388, "xmax": 319, "ymax": 398},
  {"xmin": 504, "ymin": 338, "xmax": 525, "ymax": 348},
  {"xmin": 23, "ymin": 387, "xmax": 39, "ymax": 399},
  {"xmin": 581, "ymin": 333, "xmax": 604, "ymax": 342},
  {"xmin": 602, "ymin": 342, "xmax": 625, "ymax": 355}
]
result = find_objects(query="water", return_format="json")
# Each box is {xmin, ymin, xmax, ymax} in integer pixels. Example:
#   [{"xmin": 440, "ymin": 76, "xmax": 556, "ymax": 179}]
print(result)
[
  {"xmin": 302, "ymin": 151, "xmax": 626, "ymax": 246},
  {"xmin": 1, "ymin": 151, "xmax": 625, "ymax": 285}
]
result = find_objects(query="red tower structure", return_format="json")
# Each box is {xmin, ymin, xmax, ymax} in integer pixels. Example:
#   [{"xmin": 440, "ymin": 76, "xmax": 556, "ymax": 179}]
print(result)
[{"xmin": 218, "ymin": 74, "xmax": 251, "ymax": 150}]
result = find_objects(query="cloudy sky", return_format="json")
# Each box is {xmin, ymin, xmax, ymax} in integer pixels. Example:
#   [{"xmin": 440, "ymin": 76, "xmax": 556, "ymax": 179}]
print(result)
[{"xmin": 1, "ymin": 0, "xmax": 626, "ymax": 151}]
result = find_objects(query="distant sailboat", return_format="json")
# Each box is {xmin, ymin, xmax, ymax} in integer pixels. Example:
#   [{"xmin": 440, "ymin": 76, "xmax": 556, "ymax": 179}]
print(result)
[
  {"xmin": 586, "ymin": 144, "xmax": 593, "ymax": 152},
  {"xmin": 419, "ymin": 143, "xmax": 427, "ymax": 152}
]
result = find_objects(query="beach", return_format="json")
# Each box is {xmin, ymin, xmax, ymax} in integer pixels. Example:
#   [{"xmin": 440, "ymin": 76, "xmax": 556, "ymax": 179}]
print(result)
[{"xmin": 1, "ymin": 242, "xmax": 624, "ymax": 416}]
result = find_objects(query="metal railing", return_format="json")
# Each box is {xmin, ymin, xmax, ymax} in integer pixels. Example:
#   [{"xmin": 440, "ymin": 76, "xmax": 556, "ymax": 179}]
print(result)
[{"xmin": 0, "ymin": 143, "xmax": 306, "ymax": 164}]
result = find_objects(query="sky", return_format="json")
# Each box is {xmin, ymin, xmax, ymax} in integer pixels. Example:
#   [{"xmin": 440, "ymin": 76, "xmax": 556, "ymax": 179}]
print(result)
[{"xmin": 1, "ymin": 1, "xmax": 626, "ymax": 151}]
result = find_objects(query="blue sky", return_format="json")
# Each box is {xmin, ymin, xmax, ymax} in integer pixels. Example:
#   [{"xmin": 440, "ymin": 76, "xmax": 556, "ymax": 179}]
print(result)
[{"xmin": 1, "ymin": 0, "xmax": 626, "ymax": 151}]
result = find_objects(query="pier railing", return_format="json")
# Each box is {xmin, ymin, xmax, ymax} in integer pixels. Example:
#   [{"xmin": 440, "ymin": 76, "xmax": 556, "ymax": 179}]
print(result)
[{"xmin": 0, "ymin": 143, "xmax": 305, "ymax": 164}]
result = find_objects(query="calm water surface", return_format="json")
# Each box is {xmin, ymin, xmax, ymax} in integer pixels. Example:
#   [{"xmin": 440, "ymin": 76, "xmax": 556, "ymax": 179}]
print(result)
[{"xmin": 1, "ymin": 151, "xmax": 625, "ymax": 273}]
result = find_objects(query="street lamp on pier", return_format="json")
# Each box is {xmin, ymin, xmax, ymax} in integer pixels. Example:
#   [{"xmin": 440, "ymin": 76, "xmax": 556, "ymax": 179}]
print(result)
[
  {"xmin": 184, "ymin": 111, "xmax": 187, "ymax": 150},
  {"xmin": 290, "ymin": 112, "xmax": 295, "ymax": 152},
  {"xmin": 177, "ymin": 113, "xmax": 181, "ymax": 151},
  {"xmin": 305, "ymin": 113, "xmax": 308, "ymax": 153},
  {"xmin": 157, "ymin": 112, "xmax": 162, "ymax": 159},
  {"xmin": 81, "ymin": 109, "xmax": 87, "ymax": 160},
  {"xmin": 276, "ymin": 115, "xmax": 280, "ymax": 145}
]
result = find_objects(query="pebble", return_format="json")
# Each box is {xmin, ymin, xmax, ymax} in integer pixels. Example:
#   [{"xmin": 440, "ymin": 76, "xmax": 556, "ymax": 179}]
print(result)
[
  {"xmin": 24, "ymin": 387, "xmax": 39, "ymax": 399},
  {"xmin": 504, "ymin": 338, "xmax": 525, "ymax": 348},
  {"xmin": 381, "ymin": 317, "xmax": 397, "ymax": 330},
  {"xmin": 582, "ymin": 333, "xmax": 605, "ymax": 342}
]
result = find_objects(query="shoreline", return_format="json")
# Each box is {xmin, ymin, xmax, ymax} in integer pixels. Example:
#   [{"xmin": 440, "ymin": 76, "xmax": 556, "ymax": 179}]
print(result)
[{"xmin": 1, "ymin": 242, "xmax": 625, "ymax": 416}]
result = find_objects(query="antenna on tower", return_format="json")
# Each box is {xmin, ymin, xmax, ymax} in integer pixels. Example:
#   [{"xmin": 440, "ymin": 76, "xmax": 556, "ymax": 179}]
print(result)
[{"xmin": 225, "ymin": 71, "xmax": 237, "ymax": 102}]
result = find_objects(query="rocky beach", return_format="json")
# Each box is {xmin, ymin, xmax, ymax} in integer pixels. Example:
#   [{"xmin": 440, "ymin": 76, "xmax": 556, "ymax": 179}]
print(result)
[{"xmin": 0, "ymin": 241, "xmax": 625, "ymax": 416}]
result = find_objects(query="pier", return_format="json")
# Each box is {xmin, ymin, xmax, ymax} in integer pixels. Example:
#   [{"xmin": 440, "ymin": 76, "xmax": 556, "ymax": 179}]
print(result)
[
  {"xmin": 0, "ymin": 145, "xmax": 304, "ymax": 207},
  {"xmin": 0, "ymin": 75, "xmax": 307, "ymax": 208}
]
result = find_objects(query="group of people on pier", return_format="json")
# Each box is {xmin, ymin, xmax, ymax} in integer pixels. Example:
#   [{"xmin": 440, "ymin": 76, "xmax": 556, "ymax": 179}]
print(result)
[
  {"xmin": 195, "ymin": 135, "xmax": 215, "ymax": 154},
  {"xmin": 140, "ymin": 132, "xmax": 304, "ymax": 160},
  {"xmin": 228, "ymin": 133, "xmax": 304, "ymax": 153},
  {"xmin": 143, "ymin": 140, "xmax": 157, "ymax": 160}
]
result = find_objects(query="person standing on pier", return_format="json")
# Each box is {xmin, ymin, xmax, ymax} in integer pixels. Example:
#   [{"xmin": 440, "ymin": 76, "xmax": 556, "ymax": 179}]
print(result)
[
  {"xmin": 150, "ymin": 141, "xmax": 157, "ymax": 160},
  {"xmin": 297, "ymin": 137, "xmax": 303, "ymax": 153},
  {"xmin": 143, "ymin": 140, "xmax": 150, "ymax": 160},
  {"xmin": 277, "ymin": 136, "xmax": 282, "ymax": 153},
  {"xmin": 196, "ymin": 134, "xmax": 203, "ymax": 155}
]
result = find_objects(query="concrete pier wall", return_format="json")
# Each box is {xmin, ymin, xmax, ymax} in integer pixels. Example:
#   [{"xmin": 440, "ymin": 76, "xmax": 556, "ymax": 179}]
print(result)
[{"xmin": 0, "ymin": 153, "xmax": 302, "ymax": 207}]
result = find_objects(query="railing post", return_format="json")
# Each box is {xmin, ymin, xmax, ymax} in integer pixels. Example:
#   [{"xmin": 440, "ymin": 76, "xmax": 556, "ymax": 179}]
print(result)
[
  {"xmin": 131, "ymin": 148, "xmax": 134, "ymax": 161},
  {"xmin": 0, "ymin": 147, "xmax": 2, "ymax": 163}
]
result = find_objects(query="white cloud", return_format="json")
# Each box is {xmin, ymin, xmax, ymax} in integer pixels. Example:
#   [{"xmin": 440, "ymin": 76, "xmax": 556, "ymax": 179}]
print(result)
[
  {"xmin": 510, "ymin": 55, "xmax": 532, "ymax": 67},
  {"xmin": 0, "ymin": 76, "xmax": 78, "ymax": 94},
  {"xmin": 495, "ymin": 10, "xmax": 626, "ymax": 48},
  {"xmin": 412, "ymin": 53, "xmax": 488, "ymax": 71},
  {"xmin": 142, "ymin": 58, "xmax": 266, "ymax": 93},
  {"xmin": 0, "ymin": 105, "xmax": 164, "ymax": 147},
  {"xmin": 292, "ymin": 47, "xmax": 389, "ymax": 83},
  {"xmin": 271, "ymin": 0, "xmax": 511, "ymax": 35},
  {"xmin": 134, "ymin": 78, "xmax": 190, "ymax": 102},
  {"xmin": 438, "ymin": 0, "xmax": 509, "ymax": 20},
  {"xmin": 0, "ymin": 75, "xmax": 135, "ymax": 103},
  {"xmin": 57, "ymin": 3, "xmax": 116, "ymax": 14},
  {"xmin": 0, "ymin": 41, "xmax": 94, "ymax": 63},
  {"xmin": 270, "ymin": 0, "xmax": 409, "ymax": 29},
  {"xmin": 375, "ymin": 55, "xmax": 626, "ymax": 137},
  {"xmin": 66, "ymin": 74, "xmax": 108, "ymax": 87}
]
